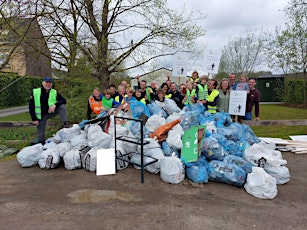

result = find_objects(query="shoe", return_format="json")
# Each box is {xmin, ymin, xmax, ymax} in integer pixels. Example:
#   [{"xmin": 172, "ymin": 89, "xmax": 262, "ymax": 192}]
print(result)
[{"xmin": 62, "ymin": 121, "xmax": 71, "ymax": 128}]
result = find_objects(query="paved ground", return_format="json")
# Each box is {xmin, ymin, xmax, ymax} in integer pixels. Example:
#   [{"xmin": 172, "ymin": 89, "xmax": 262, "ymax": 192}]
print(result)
[
  {"xmin": 0, "ymin": 106, "xmax": 28, "ymax": 118},
  {"xmin": 0, "ymin": 151, "xmax": 306, "ymax": 230}
]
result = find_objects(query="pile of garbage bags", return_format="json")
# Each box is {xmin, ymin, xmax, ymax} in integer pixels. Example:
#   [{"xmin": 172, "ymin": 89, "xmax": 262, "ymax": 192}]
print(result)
[{"xmin": 17, "ymin": 101, "xmax": 290, "ymax": 199}]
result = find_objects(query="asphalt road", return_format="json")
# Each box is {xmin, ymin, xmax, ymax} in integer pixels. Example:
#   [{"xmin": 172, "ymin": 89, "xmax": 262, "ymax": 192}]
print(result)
[{"xmin": 0, "ymin": 106, "xmax": 28, "ymax": 118}]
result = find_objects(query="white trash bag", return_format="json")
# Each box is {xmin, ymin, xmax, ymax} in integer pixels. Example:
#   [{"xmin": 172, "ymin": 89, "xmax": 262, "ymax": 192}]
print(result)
[
  {"xmin": 264, "ymin": 163, "xmax": 290, "ymax": 185},
  {"xmin": 160, "ymin": 156, "xmax": 185, "ymax": 184},
  {"xmin": 63, "ymin": 148, "xmax": 81, "ymax": 170},
  {"xmin": 83, "ymin": 147, "xmax": 97, "ymax": 172},
  {"xmin": 17, "ymin": 143, "xmax": 44, "ymax": 167},
  {"xmin": 244, "ymin": 167, "xmax": 278, "ymax": 199},
  {"xmin": 38, "ymin": 148, "xmax": 61, "ymax": 169}
]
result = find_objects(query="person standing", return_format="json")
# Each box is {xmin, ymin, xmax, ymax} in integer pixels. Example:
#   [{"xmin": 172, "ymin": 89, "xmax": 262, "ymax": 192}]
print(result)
[
  {"xmin": 169, "ymin": 82, "xmax": 184, "ymax": 109},
  {"xmin": 202, "ymin": 79, "xmax": 219, "ymax": 114},
  {"xmin": 217, "ymin": 78, "xmax": 231, "ymax": 113},
  {"xmin": 182, "ymin": 81, "xmax": 196, "ymax": 106},
  {"xmin": 229, "ymin": 72, "xmax": 238, "ymax": 90},
  {"xmin": 245, "ymin": 78, "xmax": 260, "ymax": 121},
  {"xmin": 29, "ymin": 77, "xmax": 69, "ymax": 144}
]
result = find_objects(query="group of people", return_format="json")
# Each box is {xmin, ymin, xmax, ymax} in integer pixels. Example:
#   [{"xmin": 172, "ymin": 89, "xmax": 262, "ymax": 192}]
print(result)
[
  {"xmin": 29, "ymin": 72, "xmax": 260, "ymax": 145},
  {"xmin": 87, "ymin": 71, "xmax": 260, "ymax": 122}
]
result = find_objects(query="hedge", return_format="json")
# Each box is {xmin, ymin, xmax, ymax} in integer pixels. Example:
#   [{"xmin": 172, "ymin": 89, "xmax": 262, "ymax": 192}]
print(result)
[{"xmin": 0, "ymin": 73, "xmax": 42, "ymax": 108}]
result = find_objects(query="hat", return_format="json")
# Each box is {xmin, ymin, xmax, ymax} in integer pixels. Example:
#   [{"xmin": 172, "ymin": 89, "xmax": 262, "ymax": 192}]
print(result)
[{"xmin": 42, "ymin": 77, "xmax": 53, "ymax": 82}]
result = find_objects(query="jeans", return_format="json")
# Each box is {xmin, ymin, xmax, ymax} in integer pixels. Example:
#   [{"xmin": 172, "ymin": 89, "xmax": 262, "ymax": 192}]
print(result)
[
  {"xmin": 244, "ymin": 112, "xmax": 252, "ymax": 120},
  {"xmin": 37, "ymin": 104, "xmax": 67, "ymax": 143}
]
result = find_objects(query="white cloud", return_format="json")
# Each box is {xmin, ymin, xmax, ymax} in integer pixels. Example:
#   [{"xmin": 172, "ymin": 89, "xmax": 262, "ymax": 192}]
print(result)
[{"xmin": 166, "ymin": 0, "xmax": 288, "ymax": 74}]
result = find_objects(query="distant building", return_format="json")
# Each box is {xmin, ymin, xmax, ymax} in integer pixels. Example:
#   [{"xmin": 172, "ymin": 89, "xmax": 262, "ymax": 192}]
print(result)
[
  {"xmin": 130, "ymin": 67, "xmax": 188, "ymax": 89},
  {"xmin": 0, "ymin": 17, "xmax": 51, "ymax": 77}
]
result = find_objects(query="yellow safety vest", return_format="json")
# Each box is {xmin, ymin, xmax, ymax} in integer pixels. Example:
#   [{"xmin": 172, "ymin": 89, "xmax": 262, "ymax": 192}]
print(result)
[{"xmin": 33, "ymin": 88, "xmax": 57, "ymax": 119}]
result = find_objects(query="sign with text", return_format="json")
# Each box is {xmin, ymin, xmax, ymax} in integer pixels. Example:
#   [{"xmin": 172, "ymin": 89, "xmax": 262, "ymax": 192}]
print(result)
[
  {"xmin": 172, "ymin": 54, "xmax": 189, "ymax": 77},
  {"xmin": 228, "ymin": 91, "xmax": 247, "ymax": 116},
  {"xmin": 203, "ymin": 49, "xmax": 220, "ymax": 75}
]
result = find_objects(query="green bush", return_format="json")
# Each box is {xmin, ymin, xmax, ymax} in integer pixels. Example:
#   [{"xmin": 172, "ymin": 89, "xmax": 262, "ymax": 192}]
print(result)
[
  {"xmin": 0, "ymin": 73, "xmax": 41, "ymax": 108},
  {"xmin": 274, "ymin": 79, "xmax": 304, "ymax": 104}
]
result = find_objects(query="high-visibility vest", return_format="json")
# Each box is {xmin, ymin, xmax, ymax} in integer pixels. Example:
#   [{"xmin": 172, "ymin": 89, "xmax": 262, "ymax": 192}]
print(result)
[
  {"xmin": 89, "ymin": 95, "xmax": 103, "ymax": 114},
  {"xmin": 145, "ymin": 88, "xmax": 152, "ymax": 101},
  {"xmin": 190, "ymin": 77, "xmax": 199, "ymax": 83},
  {"xmin": 33, "ymin": 88, "xmax": 57, "ymax": 119},
  {"xmin": 197, "ymin": 84, "xmax": 208, "ymax": 100},
  {"xmin": 165, "ymin": 93, "xmax": 172, "ymax": 99},
  {"xmin": 207, "ymin": 89, "xmax": 219, "ymax": 114},
  {"xmin": 115, "ymin": 94, "xmax": 127, "ymax": 104},
  {"xmin": 138, "ymin": 98, "xmax": 146, "ymax": 104},
  {"xmin": 184, "ymin": 89, "xmax": 196, "ymax": 105},
  {"xmin": 102, "ymin": 97, "xmax": 114, "ymax": 110}
]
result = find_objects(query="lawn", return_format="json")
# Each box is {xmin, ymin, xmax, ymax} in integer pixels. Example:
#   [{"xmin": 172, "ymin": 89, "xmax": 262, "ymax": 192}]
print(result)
[{"xmin": 0, "ymin": 104, "xmax": 306, "ymax": 152}]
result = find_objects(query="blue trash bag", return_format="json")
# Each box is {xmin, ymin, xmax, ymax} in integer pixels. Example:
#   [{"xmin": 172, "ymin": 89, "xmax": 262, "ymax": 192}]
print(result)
[
  {"xmin": 180, "ymin": 111, "xmax": 201, "ymax": 130},
  {"xmin": 235, "ymin": 139, "xmax": 250, "ymax": 156},
  {"xmin": 129, "ymin": 100, "xmax": 150, "ymax": 119},
  {"xmin": 161, "ymin": 141, "xmax": 179, "ymax": 157},
  {"xmin": 185, "ymin": 156, "xmax": 209, "ymax": 184},
  {"xmin": 182, "ymin": 104, "xmax": 193, "ymax": 112},
  {"xmin": 200, "ymin": 116, "xmax": 215, "ymax": 127},
  {"xmin": 210, "ymin": 133, "xmax": 227, "ymax": 144},
  {"xmin": 241, "ymin": 124, "xmax": 260, "ymax": 144},
  {"xmin": 191, "ymin": 103, "xmax": 205, "ymax": 114},
  {"xmin": 147, "ymin": 101, "xmax": 168, "ymax": 118},
  {"xmin": 217, "ymin": 122, "xmax": 243, "ymax": 141},
  {"xmin": 96, "ymin": 111, "xmax": 108, "ymax": 118},
  {"xmin": 128, "ymin": 121, "xmax": 150, "ymax": 140},
  {"xmin": 201, "ymin": 136, "xmax": 229, "ymax": 161},
  {"xmin": 213, "ymin": 111, "xmax": 233, "ymax": 127},
  {"xmin": 79, "ymin": 119, "xmax": 89, "ymax": 130},
  {"xmin": 223, "ymin": 155, "xmax": 253, "ymax": 173},
  {"xmin": 220, "ymin": 139, "xmax": 240, "ymax": 156},
  {"xmin": 208, "ymin": 160, "xmax": 247, "ymax": 187}
]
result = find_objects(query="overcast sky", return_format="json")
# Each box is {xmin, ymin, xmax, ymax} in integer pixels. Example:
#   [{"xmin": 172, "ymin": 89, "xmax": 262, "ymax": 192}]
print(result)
[{"xmin": 165, "ymin": 0, "xmax": 289, "ymax": 75}]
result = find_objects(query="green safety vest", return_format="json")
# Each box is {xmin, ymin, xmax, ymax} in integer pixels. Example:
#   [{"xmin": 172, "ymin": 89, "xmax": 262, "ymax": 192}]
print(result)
[
  {"xmin": 33, "ymin": 88, "xmax": 57, "ymax": 119},
  {"xmin": 207, "ymin": 89, "xmax": 219, "ymax": 114},
  {"xmin": 102, "ymin": 97, "xmax": 114, "ymax": 110},
  {"xmin": 145, "ymin": 88, "xmax": 152, "ymax": 101},
  {"xmin": 197, "ymin": 84, "xmax": 208, "ymax": 100},
  {"xmin": 184, "ymin": 89, "xmax": 196, "ymax": 105}
]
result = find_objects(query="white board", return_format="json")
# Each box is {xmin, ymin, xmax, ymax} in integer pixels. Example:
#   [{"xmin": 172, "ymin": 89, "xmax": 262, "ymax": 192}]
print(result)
[
  {"xmin": 228, "ymin": 91, "xmax": 247, "ymax": 116},
  {"xmin": 203, "ymin": 49, "xmax": 220, "ymax": 75},
  {"xmin": 172, "ymin": 54, "xmax": 189, "ymax": 77},
  {"xmin": 96, "ymin": 148, "xmax": 116, "ymax": 176}
]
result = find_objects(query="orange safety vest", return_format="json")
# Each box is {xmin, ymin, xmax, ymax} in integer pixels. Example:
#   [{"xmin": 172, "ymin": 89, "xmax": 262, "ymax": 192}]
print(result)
[{"xmin": 89, "ymin": 95, "xmax": 103, "ymax": 114}]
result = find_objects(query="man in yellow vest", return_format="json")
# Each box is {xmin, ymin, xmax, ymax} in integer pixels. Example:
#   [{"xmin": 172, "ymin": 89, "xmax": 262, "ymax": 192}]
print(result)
[{"xmin": 29, "ymin": 77, "xmax": 68, "ymax": 144}]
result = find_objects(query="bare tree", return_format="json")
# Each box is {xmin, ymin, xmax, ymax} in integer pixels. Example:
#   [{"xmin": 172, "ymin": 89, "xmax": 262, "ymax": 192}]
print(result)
[
  {"xmin": 37, "ymin": 0, "xmax": 205, "ymax": 87},
  {"xmin": 218, "ymin": 32, "xmax": 264, "ymax": 76}
]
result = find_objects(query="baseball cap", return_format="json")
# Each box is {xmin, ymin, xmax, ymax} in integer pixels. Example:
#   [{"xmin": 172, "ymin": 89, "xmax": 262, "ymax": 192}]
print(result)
[{"xmin": 42, "ymin": 77, "xmax": 53, "ymax": 82}]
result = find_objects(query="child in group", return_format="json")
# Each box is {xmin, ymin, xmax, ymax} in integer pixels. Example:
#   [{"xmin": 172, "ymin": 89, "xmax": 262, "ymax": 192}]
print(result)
[
  {"xmin": 135, "ymin": 89, "xmax": 147, "ymax": 104},
  {"xmin": 182, "ymin": 81, "xmax": 196, "ymax": 106},
  {"xmin": 125, "ymin": 87, "xmax": 137, "ymax": 102},
  {"xmin": 235, "ymin": 74, "xmax": 250, "ymax": 93},
  {"xmin": 102, "ymin": 89, "xmax": 120, "ymax": 110},
  {"xmin": 195, "ymin": 75, "xmax": 209, "ymax": 105}
]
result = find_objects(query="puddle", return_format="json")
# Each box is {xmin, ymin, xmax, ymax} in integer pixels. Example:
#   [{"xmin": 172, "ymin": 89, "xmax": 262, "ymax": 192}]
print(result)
[{"xmin": 67, "ymin": 189, "xmax": 144, "ymax": 203}]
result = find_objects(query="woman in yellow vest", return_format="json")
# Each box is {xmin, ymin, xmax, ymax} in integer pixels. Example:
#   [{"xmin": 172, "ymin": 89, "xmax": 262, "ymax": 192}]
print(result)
[
  {"xmin": 204, "ymin": 79, "xmax": 219, "ymax": 114},
  {"xmin": 182, "ymin": 81, "xmax": 196, "ymax": 106}
]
